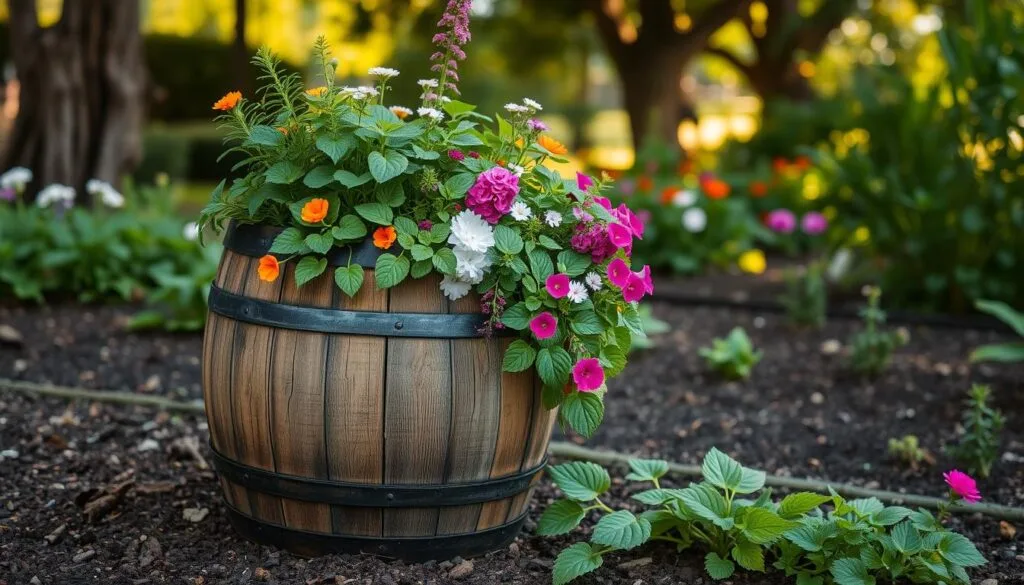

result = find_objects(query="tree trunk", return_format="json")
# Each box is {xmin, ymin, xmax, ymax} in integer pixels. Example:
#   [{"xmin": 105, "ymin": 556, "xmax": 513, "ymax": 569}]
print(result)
[
  {"xmin": 620, "ymin": 51, "xmax": 691, "ymax": 153},
  {"xmin": 746, "ymin": 58, "xmax": 815, "ymax": 103},
  {"xmin": 233, "ymin": 0, "xmax": 249, "ymax": 93},
  {"xmin": 2, "ymin": 0, "xmax": 144, "ymax": 205}
]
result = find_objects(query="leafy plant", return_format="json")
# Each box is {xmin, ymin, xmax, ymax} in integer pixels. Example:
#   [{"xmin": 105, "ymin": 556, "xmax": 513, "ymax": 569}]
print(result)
[
  {"xmin": 543, "ymin": 449, "xmax": 987, "ymax": 585},
  {"xmin": 128, "ymin": 241, "xmax": 221, "ymax": 331},
  {"xmin": 848, "ymin": 287, "xmax": 907, "ymax": 376},
  {"xmin": 779, "ymin": 261, "xmax": 827, "ymax": 328},
  {"xmin": 948, "ymin": 384, "xmax": 1005, "ymax": 479},
  {"xmin": 970, "ymin": 300, "xmax": 1024, "ymax": 363},
  {"xmin": 887, "ymin": 435, "xmax": 934, "ymax": 470},
  {"xmin": 629, "ymin": 303, "xmax": 670, "ymax": 351},
  {"xmin": 699, "ymin": 327, "xmax": 762, "ymax": 379}
]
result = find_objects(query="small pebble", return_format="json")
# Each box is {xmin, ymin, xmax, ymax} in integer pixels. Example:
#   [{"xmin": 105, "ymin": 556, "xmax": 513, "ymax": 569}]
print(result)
[
  {"xmin": 448, "ymin": 560, "xmax": 474, "ymax": 579},
  {"xmin": 810, "ymin": 392, "xmax": 824, "ymax": 405},
  {"xmin": 73, "ymin": 549, "xmax": 96, "ymax": 562},
  {"xmin": 979, "ymin": 579, "xmax": 997, "ymax": 585},
  {"xmin": 137, "ymin": 439, "xmax": 160, "ymax": 452},
  {"xmin": 753, "ymin": 316, "xmax": 766, "ymax": 329},
  {"xmin": 0, "ymin": 449, "xmax": 19, "ymax": 459},
  {"xmin": 182, "ymin": 508, "xmax": 210, "ymax": 523}
]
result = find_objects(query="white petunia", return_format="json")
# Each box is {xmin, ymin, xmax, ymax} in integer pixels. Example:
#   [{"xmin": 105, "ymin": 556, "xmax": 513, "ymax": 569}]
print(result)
[
  {"xmin": 509, "ymin": 200, "xmax": 532, "ymax": 222},
  {"xmin": 567, "ymin": 280, "xmax": 589, "ymax": 303},
  {"xmin": 504, "ymin": 103, "xmax": 528, "ymax": 114},
  {"xmin": 522, "ymin": 97, "xmax": 543, "ymax": 111},
  {"xmin": 417, "ymin": 78, "xmax": 439, "ymax": 88},
  {"xmin": 672, "ymin": 189, "xmax": 697, "ymax": 208},
  {"xmin": 507, "ymin": 163, "xmax": 524, "ymax": 177},
  {"xmin": 87, "ymin": 179, "xmax": 124, "ymax": 208},
  {"xmin": 417, "ymin": 107, "xmax": 445, "ymax": 121},
  {"xmin": 439, "ymin": 275, "xmax": 472, "ymax": 301},
  {"xmin": 453, "ymin": 246, "xmax": 492, "ymax": 284},
  {"xmin": 37, "ymin": 184, "xmax": 75, "ymax": 208},
  {"xmin": 448, "ymin": 209, "xmax": 495, "ymax": 253},
  {"xmin": 0, "ymin": 167, "xmax": 32, "ymax": 190},
  {"xmin": 585, "ymin": 272, "xmax": 603, "ymax": 291},
  {"xmin": 681, "ymin": 207, "xmax": 707, "ymax": 232},
  {"xmin": 368, "ymin": 66, "xmax": 400, "ymax": 78},
  {"xmin": 183, "ymin": 222, "xmax": 200, "ymax": 242},
  {"xmin": 544, "ymin": 210, "xmax": 563, "ymax": 228}
]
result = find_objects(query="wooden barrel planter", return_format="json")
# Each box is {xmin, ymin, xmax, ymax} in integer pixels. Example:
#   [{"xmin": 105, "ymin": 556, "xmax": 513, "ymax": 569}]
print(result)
[{"xmin": 201, "ymin": 223, "xmax": 556, "ymax": 561}]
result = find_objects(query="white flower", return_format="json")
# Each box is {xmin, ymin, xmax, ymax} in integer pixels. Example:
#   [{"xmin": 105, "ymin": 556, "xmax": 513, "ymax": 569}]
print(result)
[
  {"xmin": 183, "ymin": 222, "xmax": 200, "ymax": 242},
  {"xmin": 0, "ymin": 167, "xmax": 32, "ymax": 190},
  {"xmin": 87, "ymin": 179, "xmax": 124, "ymax": 208},
  {"xmin": 448, "ymin": 209, "xmax": 495, "ymax": 253},
  {"xmin": 585, "ymin": 272, "xmax": 603, "ymax": 291},
  {"xmin": 418, "ymin": 78, "xmax": 439, "ymax": 88},
  {"xmin": 37, "ymin": 184, "xmax": 75, "ymax": 208},
  {"xmin": 439, "ymin": 96, "xmax": 452, "ymax": 103},
  {"xmin": 522, "ymin": 97, "xmax": 543, "ymax": 111},
  {"xmin": 368, "ymin": 66, "xmax": 400, "ymax": 78},
  {"xmin": 509, "ymin": 200, "xmax": 532, "ymax": 221},
  {"xmin": 504, "ymin": 103, "xmax": 528, "ymax": 114},
  {"xmin": 672, "ymin": 189, "xmax": 697, "ymax": 208},
  {"xmin": 507, "ymin": 163, "xmax": 524, "ymax": 177},
  {"xmin": 544, "ymin": 210, "xmax": 563, "ymax": 228},
  {"xmin": 440, "ymin": 275, "xmax": 472, "ymax": 301},
  {"xmin": 454, "ymin": 246, "xmax": 492, "ymax": 284},
  {"xmin": 567, "ymin": 280, "xmax": 589, "ymax": 303},
  {"xmin": 417, "ymin": 107, "xmax": 445, "ymax": 121},
  {"xmin": 681, "ymin": 207, "xmax": 707, "ymax": 232}
]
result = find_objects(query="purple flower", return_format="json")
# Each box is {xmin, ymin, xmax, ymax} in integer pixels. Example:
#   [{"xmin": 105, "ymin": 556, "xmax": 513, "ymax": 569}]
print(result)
[
  {"xmin": 572, "ymin": 207, "xmax": 593, "ymax": 222},
  {"xmin": 546, "ymin": 274, "xmax": 571, "ymax": 299},
  {"xmin": 448, "ymin": 149, "xmax": 465, "ymax": 161},
  {"xmin": 466, "ymin": 167, "xmax": 519, "ymax": 224},
  {"xmin": 0, "ymin": 188, "xmax": 14, "ymax": 202},
  {"xmin": 429, "ymin": 0, "xmax": 473, "ymax": 98},
  {"xmin": 418, "ymin": 219, "xmax": 433, "ymax": 231},
  {"xmin": 607, "ymin": 258, "xmax": 631, "ymax": 288},
  {"xmin": 576, "ymin": 172, "xmax": 593, "ymax": 192},
  {"xmin": 529, "ymin": 312, "xmax": 558, "ymax": 340},
  {"xmin": 572, "ymin": 358, "xmax": 605, "ymax": 392},
  {"xmin": 801, "ymin": 211, "xmax": 828, "ymax": 235},
  {"xmin": 766, "ymin": 209, "xmax": 797, "ymax": 234},
  {"xmin": 529, "ymin": 118, "xmax": 549, "ymax": 133}
]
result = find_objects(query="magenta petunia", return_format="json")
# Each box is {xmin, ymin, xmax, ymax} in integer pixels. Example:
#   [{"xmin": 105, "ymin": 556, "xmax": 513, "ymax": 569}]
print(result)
[
  {"xmin": 766, "ymin": 209, "xmax": 797, "ymax": 234},
  {"xmin": 417, "ymin": 219, "xmax": 433, "ymax": 231},
  {"xmin": 944, "ymin": 470, "xmax": 981, "ymax": 503},
  {"xmin": 607, "ymin": 222, "xmax": 633, "ymax": 250},
  {"xmin": 572, "ymin": 357, "xmax": 605, "ymax": 391},
  {"xmin": 607, "ymin": 258, "xmax": 631, "ymax": 288},
  {"xmin": 638, "ymin": 265, "xmax": 653, "ymax": 294},
  {"xmin": 622, "ymin": 272, "xmax": 647, "ymax": 303},
  {"xmin": 546, "ymin": 273, "xmax": 571, "ymax": 299},
  {"xmin": 448, "ymin": 149, "xmax": 465, "ymax": 161},
  {"xmin": 593, "ymin": 196, "xmax": 613, "ymax": 210},
  {"xmin": 529, "ymin": 312, "xmax": 558, "ymax": 340},
  {"xmin": 576, "ymin": 172, "xmax": 594, "ymax": 192},
  {"xmin": 613, "ymin": 203, "xmax": 645, "ymax": 239},
  {"xmin": 801, "ymin": 211, "xmax": 828, "ymax": 235},
  {"xmin": 466, "ymin": 166, "xmax": 519, "ymax": 223}
]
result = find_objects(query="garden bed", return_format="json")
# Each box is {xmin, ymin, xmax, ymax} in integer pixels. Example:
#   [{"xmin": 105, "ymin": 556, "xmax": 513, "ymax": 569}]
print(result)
[{"xmin": 1, "ymin": 300, "xmax": 1022, "ymax": 584}]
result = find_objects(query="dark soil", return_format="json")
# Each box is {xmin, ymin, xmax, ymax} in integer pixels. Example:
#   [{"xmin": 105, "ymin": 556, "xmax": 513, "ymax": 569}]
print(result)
[{"xmin": 2, "ymin": 298, "xmax": 1023, "ymax": 584}]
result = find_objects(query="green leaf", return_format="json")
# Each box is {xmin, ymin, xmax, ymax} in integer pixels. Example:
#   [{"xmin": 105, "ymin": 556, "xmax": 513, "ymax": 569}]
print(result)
[
  {"xmin": 592, "ymin": 510, "xmax": 651, "ymax": 550},
  {"xmin": 294, "ymin": 256, "xmax": 327, "ymax": 287},
  {"xmin": 778, "ymin": 493, "xmax": 831, "ymax": 518},
  {"xmin": 355, "ymin": 202, "xmax": 394, "ymax": 226},
  {"xmin": 374, "ymin": 253, "xmax": 409, "ymax": 289},
  {"xmin": 975, "ymin": 299, "xmax": 1024, "ymax": 337},
  {"xmin": 429, "ymin": 223, "xmax": 450, "ymax": 243},
  {"xmin": 632, "ymin": 489, "xmax": 677, "ymax": 505},
  {"xmin": 304, "ymin": 232, "xmax": 334, "ymax": 254},
  {"xmin": 701, "ymin": 447, "xmax": 744, "ymax": 492},
  {"xmin": 731, "ymin": 539, "xmax": 765, "ymax": 571},
  {"xmin": 493, "ymin": 225, "xmax": 525, "ymax": 255},
  {"xmin": 501, "ymin": 302, "xmax": 532, "ymax": 330},
  {"xmin": 553, "ymin": 543, "xmax": 603, "ymax": 585},
  {"xmin": 680, "ymin": 483, "xmax": 734, "ymax": 529},
  {"xmin": 529, "ymin": 249, "xmax": 554, "ymax": 281},
  {"xmin": 705, "ymin": 552, "xmax": 736, "ymax": 580},
  {"xmin": 316, "ymin": 134, "xmax": 356, "ymax": 163},
  {"xmin": 939, "ymin": 532, "xmax": 986, "ymax": 567},
  {"xmin": 432, "ymin": 248, "xmax": 457, "ymax": 274},
  {"xmin": 569, "ymin": 310, "xmax": 604, "ymax": 336},
  {"xmin": 871, "ymin": 506, "xmax": 913, "ymax": 527},
  {"xmin": 561, "ymin": 391, "xmax": 604, "ymax": 439},
  {"xmin": 548, "ymin": 461, "xmax": 610, "ymax": 502},
  {"xmin": 375, "ymin": 182, "xmax": 406, "ymax": 207},
  {"xmin": 536, "ymin": 346, "xmax": 573, "ymax": 387},
  {"xmin": 970, "ymin": 342, "xmax": 1024, "ymax": 363},
  {"xmin": 332, "ymin": 215, "xmax": 368, "ymax": 242},
  {"xmin": 626, "ymin": 459, "xmax": 669, "ymax": 482},
  {"xmin": 367, "ymin": 150, "xmax": 409, "ymax": 183},
  {"xmin": 536, "ymin": 500, "xmax": 586, "ymax": 536},
  {"xmin": 737, "ymin": 467, "xmax": 766, "ymax": 494},
  {"xmin": 740, "ymin": 507, "xmax": 799, "ymax": 544},
  {"xmin": 249, "ymin": 125, "xmax": 282, "ymax": 146},
  {"xmin": 334, "ymin": 170, "xmax": 372, "ymax": 188},
  {"xmin": 393, "ymin": 216, "xmax": 419, "ymax": 236},
  {"xmin": 890, "ymin": 521, "xmax": 922, "ymax": 554},
  {"xmin": 830, "ymin": 558, "xmax": 875, "ymax": 585},
  {"xmin": 410, "ymin": 244, "xmax": 434, "ymax": 261},
  {"xmin": 269, "ymin": 227, "xmax": 309, "ymax": 254},
  {"xmin": 410, "ymin": 259, "xmax": 432, "ymax": 279},
  {"xmin": 539, "ymin": 235, "xmax": 562, "ymax": 250},
  {"xmin": 797, "ymin": 574, "xmax": 825, "ymax": 585},
  {"xmin": 444, "ymin": 173, "xmax": 476, "ymax": 199},
  {"xmin": 785, "ymin": 520, "xmax": 838, "ymax": 552},
  {"xmin": 334, "ymin": 264, "xmax": 364, "ymax": 297},
  {"xmin": 502, "ymin": 340, "xmax": 536, "ymax": 372},
  {"xmin": 557, "ymin": 250, "xmax": 591, "ymax": 277},
  {"xmin": 303, "ymin": 165, "xmax": 336, "ymax": 188},
  {"xmin": 265, "ymin": 161, "xmax": 304, "ymax": 184}
]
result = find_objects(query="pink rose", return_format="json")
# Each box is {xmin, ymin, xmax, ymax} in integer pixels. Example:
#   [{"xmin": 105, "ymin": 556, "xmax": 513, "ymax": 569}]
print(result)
[{"xmin": 466, "ymin": 167, "xmax": 519, "ymax": 224}]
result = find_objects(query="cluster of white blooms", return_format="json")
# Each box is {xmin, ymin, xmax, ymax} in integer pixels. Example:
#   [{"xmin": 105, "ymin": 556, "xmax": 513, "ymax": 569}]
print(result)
[
  {"xmin": 504, "ymin": 103, "xmax": 528, "ymax": 114},
  {"xmin": 509, "ymin": 200, "xmax": 532, "ymax": 222},
  {"xmin": 442, "ymin": 210, "xmax": 495, "ymax": 300},
  {"xmin": 37, "ymin": 184, "xmax": 76, "ymax": 208},
  {"xmin": 417, "ymin": 79, "xmax": 439, "ymax": 88},
  {"xmin": 671, "ymin": 189, "xmax": 706, "ymax": 233},
  {"xmin": 521, "ymin": 97, "xmax": 543, "ymax": 111},
  {"xmin": 0, "ymin": 167, "xmax": 32, "ymax": 191},
  {"xmin": 417, "ymin": 107, "xmax": 445, "ymax": 121},
  {"xmin": 341, "ymin": 85, "xmax": 379, "ymax": 100},
  {"xmin": 672, "ymin": 189, "xmax": 697, "ymax": 208},
  {"xmin": 567, "ymin": 280, "xmax": 589, "ymax": 303},
  {"xmin": 182, "ymin": 222, "xmax": 200, "ymax": 242},
  {"xmin": 544, "ymin": 210, "xmax": 562, "ymax": 228},
  {"xmin": 86, "ymin": 179, "xmax": 124, "ymax": 208},
  {"xmin": 367, "ymin": 66, "xmax": 400, "ymax": 78},
  {"xmin": 585, "ymin": 272, "xmax": 603, "ymax": 291}
]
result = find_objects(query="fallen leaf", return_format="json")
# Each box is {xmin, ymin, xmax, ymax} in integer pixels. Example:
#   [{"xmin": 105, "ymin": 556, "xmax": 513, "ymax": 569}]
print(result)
[{"xmin": 1000, "ymin": 520, "xmax": 1017, "ymax": 540}]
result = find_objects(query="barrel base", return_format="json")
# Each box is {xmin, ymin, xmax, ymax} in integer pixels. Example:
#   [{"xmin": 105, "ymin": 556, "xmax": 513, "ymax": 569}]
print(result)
[{"xmin": 224, "ymin": 503, "xmax": 527, "ymax": 562}]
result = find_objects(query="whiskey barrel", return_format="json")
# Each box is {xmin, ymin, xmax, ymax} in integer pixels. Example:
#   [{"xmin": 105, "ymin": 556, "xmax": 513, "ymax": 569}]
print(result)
[{"xmin": 202, "ymin": 223, "xmax": 556, "ymax": 561}]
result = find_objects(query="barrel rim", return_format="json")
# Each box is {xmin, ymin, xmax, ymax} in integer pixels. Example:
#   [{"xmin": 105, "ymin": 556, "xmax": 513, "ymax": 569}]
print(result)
[{"xmin": 224, "ymin": 221, "xmax": 395, "ymax": 268}]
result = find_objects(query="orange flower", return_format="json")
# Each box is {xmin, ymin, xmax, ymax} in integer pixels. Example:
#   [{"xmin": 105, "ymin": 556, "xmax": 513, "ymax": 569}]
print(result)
[
  {"xmin": 703, "ymin": 179, "xmax": 731, "ymax": 199},
  {"xmin": 212, "ymin": 91, "xmax": 242, "ymax": 111},
  {"xmin": 515, "ymin": 137, "xmax": 525, "ymax": 148},
  {"xmin": 793, "ymin": 155, "xmax": 811, "ymax": 171},
  {"xmin": 637, "ymin": 175, "xmax": 654, "ymax": 193},
  {"xmin": 772, "ymin": 157, "xmax": 789, "ymax": 174},
  {"xmin": 373, "ymin": 226, "xmax": 397, "ymax": 250},
  {"xmin": 749, "ymin": 181, "xmax": 768, "ymax": 198},
  {"xmin": 276, "ymin": 126, "xmax": 289, "ymax": 136},
  {"xmin": 660, "ymin": 186, "xmax": 677, "ymax": 205},
  {"xmin": 305, "ymin": 86, "xmax": 328, "ymax": 97},
  {"xmin": 537, "ymin": 135, "xmax": 568, "ymax": 155},
  {"xmin": 301, "ymin": 198, "xmax": 330, "ymax": 223},
  {"xmin": 389, "ymin": 106, "xmax": 412, "ymax": 119},
  {"xmin": 258, "ymin": 255, "xmax": 280, "ymax": 282}
]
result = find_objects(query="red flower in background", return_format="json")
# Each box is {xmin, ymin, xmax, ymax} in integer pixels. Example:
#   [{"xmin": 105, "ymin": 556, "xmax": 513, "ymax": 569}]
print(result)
[
  {"xmin": 702, "ymin": 178, "xmax": 730, "ymax": 200},
  {"xmin": 794, "ymin": 156, "xmax": 812, "ymax": 171},
  {"xmin": 636, "ymin": 176, "xmax": 654, "ymax": 192},
  {"xmin": 749, "ymin": 181, "xmax": 768, "ymax": 198},
  {"xmin": 660, "ymin": 186, "xmax": 677, "ymax": 205}
]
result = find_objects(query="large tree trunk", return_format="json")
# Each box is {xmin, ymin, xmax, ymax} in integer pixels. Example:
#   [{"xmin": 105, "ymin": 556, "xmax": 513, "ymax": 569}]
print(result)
[
  {"xmin": 2, "ymin": 0, "xmax": 144, "ymax": 205},
  {"xmin": 620, "ymin": 51, "xmax": 691, "ymax": 152}
]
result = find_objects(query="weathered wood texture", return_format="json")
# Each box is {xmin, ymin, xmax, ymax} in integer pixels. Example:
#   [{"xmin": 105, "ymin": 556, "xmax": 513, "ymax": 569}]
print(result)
[{"xmin": 203, "ymin": 249, "xmax": 552, "ymax": 544}]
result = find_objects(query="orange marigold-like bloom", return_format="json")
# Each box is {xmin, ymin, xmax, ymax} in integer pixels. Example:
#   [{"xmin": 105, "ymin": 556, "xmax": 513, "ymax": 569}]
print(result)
[
  {"xmin": 772, "ymin": 157, "xmax": 789, "ymax": 174},
  {"xmin": 749, "ymin": 181, "xmax": 768, "ymax": 198},
  {"xmin": 301, "ymin": 198, "xmax": 330, "ymax": 223},
  {"xmin": 793, "ymin": 155, "xmax": 811, "ymax": 171},
  {"xmin": 537, "ymin": 135, "xmax": 568, "ymax": 155},
  {"xmin": 703, "ymin": 179, "xmax": 731, "ymax": 199},
  {"xmin": 660, "ymin": 186, "xmax": 677, "ymax": 205},
  {"xmin": 373, "ymin": 226, "xmax": 397, "ymax": 250},
  {"xmin": 213, "ymin": 91, "xmax": 242, "ymax": 111},
  {"xmin": 636, "ymin": 175, "xmax": 654, "ymax": 193},
  {"xmin": 389, "ymin": 106, "xmax": 412, "ymax": 119},
  {"xmin": 258, "ymin": 255, "xmax": 280, "ymax": 282},
  {"xmin": 305, "ymin": 86, "xmax": 328, "ymax": 97}
]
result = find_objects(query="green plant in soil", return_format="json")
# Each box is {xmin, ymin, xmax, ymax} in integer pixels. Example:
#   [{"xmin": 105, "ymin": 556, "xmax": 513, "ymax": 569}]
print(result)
[
  {"xmin": 629, "ymin": 303, "xmax": 671, "ymax": 351},
  {"xmin": 948, "ymin": 384, "xmax": 1004, "ymax": 479},
  {"xmin": 779, "ymin": 261, "xmax": 827, "ymax": 328},
  {"xmin": 542, "ymin": 449, "xmax": 987, "ymax": 585},
  {"xmin": 699, "ymin": 327, "xmax": 762, "ymax": 380},
  {"xmin": 969, "ymin": 300, "xmax": 1024, "ymax": 364},
  {"xmin": 848, "ymin": 287, "xmax": 907, "ymax": 377},
  {"xmin": 887, "ymin": 435, "xmax": 934, "ymax": 471}
]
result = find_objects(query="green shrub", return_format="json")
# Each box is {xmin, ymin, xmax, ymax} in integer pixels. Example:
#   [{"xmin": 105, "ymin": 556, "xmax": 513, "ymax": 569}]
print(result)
[
  {"xmin": 970, "ymin": 300, "xmax": 1024, "ymax": 363},
  {"xmin": 848, "ymin": 287, "xmax": 908, "ymax": 376},
  {"xmin": 779, "ymin": 262, "xmax": 827, "ymax": 328},
  {"xmin": 949, "ymin": 384, "xmax": 1005, "ymax": 479},
  {"xmin": 699, "ymin": 327, "xmax": 762, "ymax": 380}
]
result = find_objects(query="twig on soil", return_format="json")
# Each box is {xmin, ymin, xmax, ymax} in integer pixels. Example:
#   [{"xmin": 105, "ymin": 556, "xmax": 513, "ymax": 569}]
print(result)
[
  {"xmin": 548, "ymin": 442, "xmax": 1024, "ymax": 522},
  {"xmin": 0, "ymin": 378, "xmax": 205, "ymax": 414}
]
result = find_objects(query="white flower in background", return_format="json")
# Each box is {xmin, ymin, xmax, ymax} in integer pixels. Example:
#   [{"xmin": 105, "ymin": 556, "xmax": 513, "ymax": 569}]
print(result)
[
  {"xmin": 507, "ymin": 163, "xmax": 524, "ymax": 177},
  {"xmin": 504, "ymin": 103, "xmax": 528, "ymax": 114},
  {"xmin": 522, "ymin": 97, "xmax": 543, "ymax": 111},
  {"xmin": 439, "ymin": 96, "xmax": 452, "ymax": 103},
  {"xmin": 417, "ymin": 107, "xmax": 445, "ymax": 121},
  {"xmin": 439, "ymin": 275, "xmax": 472, "ymax": 301},
  {"xmin": 87, "ymin": 179, "xmax": 124, "ymax": 208},
  {"xmin": 448, "ymin": 209, "xmax": 494, "ymax": 253},
  {"xmin": 368, "ymin": 66, "xmax": 400, "ymax": 78},
  {"xmin": 567, "ymin": 280, "xmax": 589, "ymax": 303},
  {"xmin": 37, "ymin": 184, "xmax": 75, "ymax": 208},
  {"xmin": 509, "ymin": 200, "xmax": 532, "ymax": 222},
  {"xmin": 183, "ymin": 222, "xmax": 200, "ymax": 242},
  {"xmin": 672, "ymin": 189, "xmax": 697, "ymax": 208},
  {"xmin": 827, "ymin": 248, "xmax": 854, "ymax": 282},
  {"xmin": 681, "ymin": 207, "xmax": 707, "ymax": 232},
  {"xmin": 454, "ymin": 246, "xmax": 492, "ymax": 284},
  {"xmin": 585, "ymin": 272, "xmax": 603, "ymax": 291},
  {"xmin": 544, "ymin": 210, "xmax": 563, "ymax": 228},
  {"xmin": 0, "ymin": 167, "xmax": 32, "ymax": 191},
  {"xmin": 417, "ymin": 78, "xmax": 439, "ymax": 88}
]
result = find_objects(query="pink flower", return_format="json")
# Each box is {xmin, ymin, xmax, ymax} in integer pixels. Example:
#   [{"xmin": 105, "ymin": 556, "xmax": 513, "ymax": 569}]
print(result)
[
  {"xmin": 448, "ymin": 149, "xmax": 465, "ymax": 161},
  {"xmin": 576, "ymin": 172, "xmax": 594, "ymax": 192},
  {"xmin": 593, "ymin": 196, "xmax": 613, "ymax": 210},
  {"xmin": 944, "ymin": 470, "xmax": 981, "ymax": 503},
  {"xmin": 607, "ymin": 222, "xmax": 633, "ymax": 250},
  {"xmin": 622, "ymin": 272, "xmax": 647, "ymax": 302},
  {"xmin": 546, "ymin": 274, "xmax": 571, "ymax": 299},
  {"xmin": 766, "ymin": 209, "xmax": 797, "ymax": 234},
  {"xmin": 466, "ymin": 166, "xmax": 519, "ymax": 223},
  {"xmin": 573, "ymin": 207, "xmax": 593, "ymax": 222},
  {"xmin": 801, "ymin": 211, "xmax": 828, "ymax": 235},
  {"xmin": 607, "ymin": 258, "xmax": 630, "ymax": 288},
  {"xmin": 618, "ymin": 179, "xmax": 635, "ymax": 196},
  {"xmin": 529, "ymin": 118, "xmax": 548, "ymax": 132},
  {"xmin": 613, "ymin": 203, "xmax": 645, "ymax": 238},
  {"xmin": 468, "ymin": 151, "xmax": 480, "ymax": 158},
  {"xmin": 572, "ymin": 358, "xmax": 605, "ymax": 391},
  {"xmin": 529, "ymin": 312, "xmax": 558, "ymax": 340},
  {"xmin": 638, "ymin": 265, "xmax": 653, "ymax": 294},
  {"xmin": 636, "ymin": 209, "xmax": 651, "ymax": 225},
  {"xmin": 418, "ymin": 219, "xmax": 433, "ymax": 230}
]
